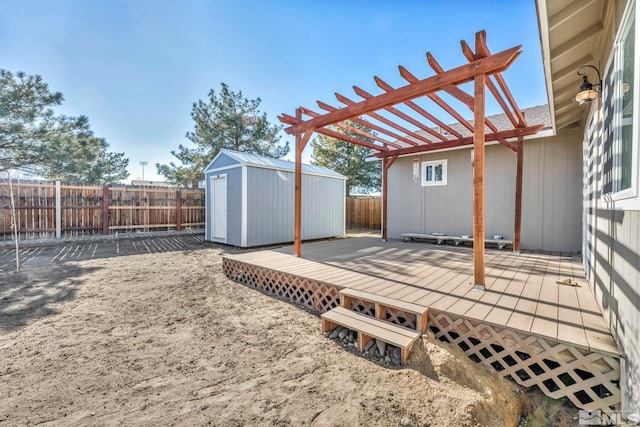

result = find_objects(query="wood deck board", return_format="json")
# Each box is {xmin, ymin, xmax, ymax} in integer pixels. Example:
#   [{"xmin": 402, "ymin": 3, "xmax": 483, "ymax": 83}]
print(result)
[{"xmin": 225, "ymin": 237, "xmax": 618, "ymax": 355}]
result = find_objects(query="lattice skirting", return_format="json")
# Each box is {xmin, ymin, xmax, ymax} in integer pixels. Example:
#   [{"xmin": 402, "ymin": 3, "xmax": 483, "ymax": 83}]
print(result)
[
  {"xmin": 428, "ymin": 310, "xmax": 621, "ymax": 416},
  {"xmin": 222, "ymin": 257, "xmax": 340, "ymax": 313},
  {"xmin": 347, "ymin": 299, "xmax": 417, "ymax": 330}
]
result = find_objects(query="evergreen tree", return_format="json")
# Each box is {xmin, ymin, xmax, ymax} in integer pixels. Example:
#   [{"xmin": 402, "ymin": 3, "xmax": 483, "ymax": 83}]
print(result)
[
  {"xmin": 157, "ymin": 83, "xmax": 288, "ymax": 187},
  {"xmin": 310, "ymin": 121, "xmax": 381, "ymax": 195},
  {"xmin": 0, "ymin": 69, "xmax": 128, "ymax": 182}
]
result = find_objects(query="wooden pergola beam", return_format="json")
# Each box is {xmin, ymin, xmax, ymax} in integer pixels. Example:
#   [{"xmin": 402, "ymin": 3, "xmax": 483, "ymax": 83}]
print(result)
[
  {"xmin": 463, "ymin": 32, "xmax": 527, "ymax": 126},
  {"xmin": 332, "ymin": 94, "xmax": 424, "ymax": 146},
  {"xmin": 425, "ymin": 51, "xmax": 516, "ymax": 152},
  {"xmin": 425, "ymin": 52, "xmax": 475, "ymax": 108},
  {"xmin": 472, "ymin": 36, "xmax": 486, "ymax": 290},
  {"xmin": 374, "ymin": 76, "xmax": 458, "ymax": 140},
  {"xmin": 299, "ymin": 107, "xmax": 402, "ymax": 149},
  {"xmin": 398, "ymin": 65, "xmax": 475, "ymax": 134},
  {"xmin": 280, "ymin": 113, "xmax": 387, "ymax": 152},
  {"xmin": 317, "ymin": 100, "xmax": 418, "ymax": 147},
  {"xmin": 294, "ymin": 115, "xmax": 315, "ymax": 257},
  {"xmin": 514, "ymin": 134, "xmax": 524, "ymax": 252},
  {"xmin": 283, "ymin": 44, "xmax": 522, "ymax": 135},
  {"xmin": 460, "ymin": 41, "xmax": 520, "ymax": 128},
  {"xmin": 352, "ymin": 85, "xmax": 434, "ymax": 145},
  {"xmin": 371, "ymin": 124, "xmax": 543, "ymax": 158}
]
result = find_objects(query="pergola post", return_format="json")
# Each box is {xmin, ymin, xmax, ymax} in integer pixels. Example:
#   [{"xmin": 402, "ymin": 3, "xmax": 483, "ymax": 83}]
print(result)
[
  {"xmin": 473, "ymin": 72, "xmax": 486, "ymax": 290},
  {"xmin": 513, "ymin": 134, "xmax": 524, "ymax": 253},
  {"xmin": 293, "ymin": 113, "xmax": 314, "ymax": 257},
  {"xmin": 381, "ymin": 155, "xmax": 397, "ymax": 241}
]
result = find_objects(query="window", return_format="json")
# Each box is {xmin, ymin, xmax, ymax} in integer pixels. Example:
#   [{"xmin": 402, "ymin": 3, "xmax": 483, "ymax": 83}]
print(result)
[
  {"xmin": 421, "ymin": 159, "xmax": 447, "ymax": 186},
  {"xmin": 601, "ymin": 0, "xmax": 639, "ymax": 209}
]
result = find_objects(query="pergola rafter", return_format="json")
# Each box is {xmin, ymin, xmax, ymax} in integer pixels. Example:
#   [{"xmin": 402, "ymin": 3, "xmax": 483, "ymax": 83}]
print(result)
[{"xmin": 279, "ymin": 30, "xmax": 544, "ymax": 289}]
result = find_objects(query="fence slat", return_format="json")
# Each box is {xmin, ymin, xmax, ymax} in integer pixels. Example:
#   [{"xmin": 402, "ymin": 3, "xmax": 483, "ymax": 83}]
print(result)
[
  {"xmin": 0, "ymin": 180, "xmax": 205, "ymax": 240},
  {"xmin": 345, "ymin": 196, "xmax": 381, "ymax": 230}
]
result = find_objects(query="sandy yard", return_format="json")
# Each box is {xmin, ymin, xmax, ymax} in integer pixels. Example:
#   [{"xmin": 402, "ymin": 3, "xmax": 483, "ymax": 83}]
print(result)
[{"xmin": 0, "ymin": 234, "xmax": 572, "ymax": 426}]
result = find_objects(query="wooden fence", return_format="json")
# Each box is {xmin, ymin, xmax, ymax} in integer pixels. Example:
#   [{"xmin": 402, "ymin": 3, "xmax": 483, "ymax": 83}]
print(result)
[
  {"xmin": 345, "ymin": 196, "xmax": 381, "ymax": 230},
  {"xmin": 0, "ymin": 180, "xmax": 205, "ymax": 240}
]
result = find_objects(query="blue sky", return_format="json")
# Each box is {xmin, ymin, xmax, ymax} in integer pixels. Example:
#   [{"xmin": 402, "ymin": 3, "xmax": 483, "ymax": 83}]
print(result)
[{"xmin": 1, "ymin": 0, "xmax": 547, "ymax": 182}]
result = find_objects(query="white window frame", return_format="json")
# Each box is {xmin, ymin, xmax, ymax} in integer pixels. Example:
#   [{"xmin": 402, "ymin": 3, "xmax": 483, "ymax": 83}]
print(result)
[
  {"xmin": 602, "ymin": 0, "xmax": 640, "ymax": 210},
  {"xmin": 421, "ymin": 159, "xmax": 447, "ymax": 186}
]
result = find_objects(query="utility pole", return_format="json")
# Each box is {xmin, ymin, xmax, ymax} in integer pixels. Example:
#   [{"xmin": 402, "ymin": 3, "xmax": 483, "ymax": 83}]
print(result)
[{"xmin": 140, "ymin": 161, "xmax": 148, "ymax": 180}]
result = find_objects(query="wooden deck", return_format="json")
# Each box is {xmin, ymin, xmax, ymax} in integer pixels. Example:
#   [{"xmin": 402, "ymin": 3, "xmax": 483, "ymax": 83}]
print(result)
[
  {"xmin": 222, "ymin": 236, "xmax": 621, "ymax": 414},
  {"xmin": 227, "ymin": 236, "xmax": 617, "ymax": 356}
]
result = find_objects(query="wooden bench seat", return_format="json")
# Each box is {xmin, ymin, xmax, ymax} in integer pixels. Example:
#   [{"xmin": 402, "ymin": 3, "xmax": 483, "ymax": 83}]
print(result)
[
  {"xmin": 340, "ymin": 288, "xmax": 428, "ymax": 333},
  {"xmin": 321, "ymin": 306, "xmax": 420, "ymax": 364},
  {"xmin": 400, "ymin": 233, "xmax": 513, "ymax": 249}
]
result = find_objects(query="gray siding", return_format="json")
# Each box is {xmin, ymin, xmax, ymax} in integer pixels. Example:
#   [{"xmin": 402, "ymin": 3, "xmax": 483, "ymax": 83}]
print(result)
[
  {"xmin": 584, "ymin": 104, "xmax": 640, "ymax": 412},
  {"xmin": 388, "ymin": 132, "xmax": 582, "ymax": 252},
  {"xmin": 246, "ymin": 167, "xmax": 345, "ymax": 247},
  {"xmin": 246, "ymin": 167, "xmax": 294, "ymax": 247},
  {"xmin": 209, "ymin": 152, "xmax": 239, "ymax": 170},
  {"xmin": 521, "ymin": 131, "xmax": 582, "ymax": 251},
  {"xmin": 302, "ymin": 174, "xmax": 345, "ymax": 240}
]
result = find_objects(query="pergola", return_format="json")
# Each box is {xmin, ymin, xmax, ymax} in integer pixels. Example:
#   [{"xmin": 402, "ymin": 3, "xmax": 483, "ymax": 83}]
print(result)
[{"xmin": 278, "ymin": 31, "xmax": 544, "ymax": 289}]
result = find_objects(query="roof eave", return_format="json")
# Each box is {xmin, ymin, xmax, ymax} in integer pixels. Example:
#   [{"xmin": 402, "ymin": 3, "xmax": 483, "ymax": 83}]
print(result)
[{"xmin": 536, "ymin": 0, "xmax": 558, "ymax": 134}]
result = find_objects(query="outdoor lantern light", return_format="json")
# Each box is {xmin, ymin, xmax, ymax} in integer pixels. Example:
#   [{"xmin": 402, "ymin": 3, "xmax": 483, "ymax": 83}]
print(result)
[{"xmin": 575, "ymin": 65, "xmax": 602, "ymax": 105}]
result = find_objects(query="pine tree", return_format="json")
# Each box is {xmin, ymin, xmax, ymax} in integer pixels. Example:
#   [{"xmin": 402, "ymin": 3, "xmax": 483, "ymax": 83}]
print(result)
[
  {"xmin": 0, "ymin": 69, "xmax": 128, "ymax": 182},
  {"xmin": 157, "ymin": 83, "xmax": 288, "ymax": 187},
  {"xmin": 310, "ymin": 121, "xmax": 381, "ymax": 195}
]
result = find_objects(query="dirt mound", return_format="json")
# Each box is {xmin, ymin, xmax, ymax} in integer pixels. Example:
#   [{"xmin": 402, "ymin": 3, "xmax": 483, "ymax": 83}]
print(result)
[{"xmin": 408, "ymin": 334, "xmax": 523, "ymax": 426}]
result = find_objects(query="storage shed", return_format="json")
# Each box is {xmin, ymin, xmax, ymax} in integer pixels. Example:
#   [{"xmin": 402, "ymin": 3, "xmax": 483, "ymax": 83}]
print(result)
[{"xmin": 204, "ymin": 149, "xmax": 346, "ymax": 247}]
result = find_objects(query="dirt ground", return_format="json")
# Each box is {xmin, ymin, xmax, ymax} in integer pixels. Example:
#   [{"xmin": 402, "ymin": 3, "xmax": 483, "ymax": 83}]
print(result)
[{"xmin": 0, "ymin": 234, "xmax": 575, "ymax": 426}]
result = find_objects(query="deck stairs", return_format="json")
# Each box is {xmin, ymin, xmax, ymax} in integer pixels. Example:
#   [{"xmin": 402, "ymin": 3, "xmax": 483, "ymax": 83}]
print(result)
[{"xmin": 321, "ymin": 289, "xmax": 428, "ymax": 364}]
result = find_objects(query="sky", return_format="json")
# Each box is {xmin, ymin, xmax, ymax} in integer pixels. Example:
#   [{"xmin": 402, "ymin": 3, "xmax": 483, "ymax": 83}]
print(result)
[{"xmin": 1, "ymin": 0, "xmax": 548, "ymax": 182}]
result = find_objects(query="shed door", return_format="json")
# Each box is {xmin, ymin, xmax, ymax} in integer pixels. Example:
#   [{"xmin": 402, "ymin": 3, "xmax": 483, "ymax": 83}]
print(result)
[{"xmin": 211, "ymin": 175, "xmax": 227, "ymax": 241}]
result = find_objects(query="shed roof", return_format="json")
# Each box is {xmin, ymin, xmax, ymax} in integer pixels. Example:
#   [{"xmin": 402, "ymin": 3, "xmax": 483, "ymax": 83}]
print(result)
[{"xmin": 207, "ymin": 149, "xmax": 346, "ymax": 179}]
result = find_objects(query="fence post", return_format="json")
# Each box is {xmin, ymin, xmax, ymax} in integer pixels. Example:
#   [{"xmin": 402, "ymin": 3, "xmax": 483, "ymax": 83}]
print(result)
[
  {"xmin": 55, "ymin": 181, "xmax": 61, "ymax": 238},
  {"xmin": 102, "ymin": 185, "xmax": 109, "ymax": 235},
  {"xmin": 176, "ymin": 189, "xmax": 182, "ymax": 231}
]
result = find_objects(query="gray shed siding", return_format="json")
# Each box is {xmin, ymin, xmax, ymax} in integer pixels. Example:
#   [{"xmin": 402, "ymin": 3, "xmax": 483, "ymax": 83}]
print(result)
[
  {"xmin": 388, "ymin": 131, "xmax": 582, "ymax": 252},
  {"xmin": 245, "ymin": 166, "xmax": 345, "ymax": 247}
]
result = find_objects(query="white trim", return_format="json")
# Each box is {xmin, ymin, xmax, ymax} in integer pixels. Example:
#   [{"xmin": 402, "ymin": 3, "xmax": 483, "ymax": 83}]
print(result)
[
  {"xmin": 536, "ymin": 0, "xmax": 557, "ymax": 133},
  {"xmin": 205, "ymin": 174, "xmax": 210, "ymax": 240},
  {"xmin": 342, "ymin": 178, "xmax": 346, "ymax": 236},
  {"xmin": 245, "ymin": 163, "xmax": 346, "ymax": 180},
  {"xmin": 207, "ymin": 162, "xmax": 346, "ymax": 180},
  {"xmin": 602, "ymin": 0, "xmax": 640, "ymax": 210},
  {"xmin": 421, "ymin": 159, "xmax": 447, "ymax": 186},
  {"xmin": 210, "ymin": 173, "xmax": 228, "ymax": 244},
  {"xmin": 241, "ymin": 165, "xmax": 248, "ymax": 247},
  {"xmin": 207, "ymin": 164, "xmax": 243, "ymax": 174}
]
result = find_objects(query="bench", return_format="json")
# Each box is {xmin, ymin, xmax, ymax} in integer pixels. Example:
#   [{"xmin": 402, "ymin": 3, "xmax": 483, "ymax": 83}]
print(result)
[
  {"xmin": 400, "ymin": 233, "xmax": 513, "ymax": 250},
  {"xmin": 321, "ymin": 306, "xmax": 420, "ymax": 365},
  {"xmin": 340, "ymin": 288, "xmax": 428, "ymax": 333}
]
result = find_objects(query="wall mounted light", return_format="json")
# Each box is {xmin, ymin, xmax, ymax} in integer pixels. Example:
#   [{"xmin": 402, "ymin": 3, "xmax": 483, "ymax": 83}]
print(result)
[{"xmin": 575, "ymin": 65, "xmax": 602, "ymax": 105}]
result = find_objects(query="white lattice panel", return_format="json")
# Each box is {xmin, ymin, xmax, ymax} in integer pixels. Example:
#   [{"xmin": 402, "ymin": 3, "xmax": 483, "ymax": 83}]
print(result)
[
  {"xmin": 428, "ymin": 310, "xmax": 620, "ymax": 416},
  {"xmin": 223, "ymin": 258, "xmax": 340, "ymax": 312}
]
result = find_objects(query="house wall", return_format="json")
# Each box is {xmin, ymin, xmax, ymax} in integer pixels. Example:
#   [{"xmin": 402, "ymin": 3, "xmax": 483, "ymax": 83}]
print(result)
[
  {"xmin": 581, "ymin": 0, "xmax": 640, "ymax": 414},
  {"xmin": 245, "ymin": 167, "xmax": 345, "ymax": 247},
  {"xmin": 387, "ymin": 133, "xmax": 582, "ymax": 252}
]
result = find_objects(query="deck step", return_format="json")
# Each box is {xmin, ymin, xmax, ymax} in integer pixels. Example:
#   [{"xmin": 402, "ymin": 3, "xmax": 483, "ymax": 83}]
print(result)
[
  {"xmin": 321, "ymin": 306, "xmax": 420, "ymax": 364},
  {"xmin": 340, "ymin": 288, "xmax": 428, "ymax": 333}
]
